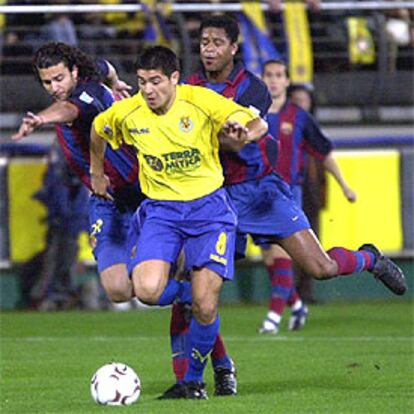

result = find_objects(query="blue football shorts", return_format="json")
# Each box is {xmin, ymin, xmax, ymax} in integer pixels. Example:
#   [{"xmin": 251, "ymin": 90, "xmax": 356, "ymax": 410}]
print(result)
[
  {"xmin": 127, "ymin": 188, "xmax": 237, "ymax": 281},
  {"xmin": 89, "ymin": 194, "xmax": 135, "ymax": 273},
  {"xmin": 226, "ymin": 173, "xmax": 310, "ymax": 257}
]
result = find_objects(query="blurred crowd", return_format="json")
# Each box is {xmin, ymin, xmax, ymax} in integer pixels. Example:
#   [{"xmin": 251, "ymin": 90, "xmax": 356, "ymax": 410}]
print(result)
[{"xmin": 1, "ymin": 0, "xmax": 413, "ymax": 75}]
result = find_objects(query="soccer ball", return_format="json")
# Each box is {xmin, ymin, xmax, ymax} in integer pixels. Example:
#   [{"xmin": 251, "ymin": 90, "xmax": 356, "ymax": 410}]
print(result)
[{"xmin": 90, "ymin": 362, "xmax": 141, "ymax": 405}]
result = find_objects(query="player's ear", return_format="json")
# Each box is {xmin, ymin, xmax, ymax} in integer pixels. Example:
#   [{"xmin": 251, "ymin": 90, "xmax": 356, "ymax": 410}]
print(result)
[
  {"xmin": 72, "ymin": 65, "xmax": 79, "ymax": 81},
  {"xmin": 231, "ymin": 43, "xmax": 238, "ymax": 56},
  {"xmin": 170, "ymin": 71, "xmax": 180, "ymax": 86}
]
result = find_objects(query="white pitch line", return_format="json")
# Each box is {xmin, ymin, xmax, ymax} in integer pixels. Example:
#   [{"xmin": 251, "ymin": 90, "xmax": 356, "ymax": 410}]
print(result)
[{"xmin": 0, "ymin": 336, "xmax": 412, "ymax": 343}]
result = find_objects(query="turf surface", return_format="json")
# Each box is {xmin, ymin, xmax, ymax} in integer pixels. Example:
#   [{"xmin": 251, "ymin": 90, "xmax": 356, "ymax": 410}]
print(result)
[{"xmin": 1, "ymin": 301, "xmax": 413, "ymax": 413}]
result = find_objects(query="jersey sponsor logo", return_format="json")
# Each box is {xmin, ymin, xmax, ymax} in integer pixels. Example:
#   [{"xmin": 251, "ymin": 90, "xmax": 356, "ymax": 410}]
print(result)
[
  {"xmin": 281, "ymin": 121, "xmax": 293, "ymax": 135},
  {"xmin": 143, "ymin": 155, "xmax": 164, "ymax": 171},
  {"xmin": 79, "ymin": 91, "xmax": 94, "ymax": 104},
  {"xmin": 178, "ymin": 116, "xmax": 193, "ymax": 132},
  {"xmin": 128, "ymin": 127, "xmax": 150, "ymax": 134},
  {"xmin": 162, "ymin": 148, "xmax": 201, "ymax": 174}
]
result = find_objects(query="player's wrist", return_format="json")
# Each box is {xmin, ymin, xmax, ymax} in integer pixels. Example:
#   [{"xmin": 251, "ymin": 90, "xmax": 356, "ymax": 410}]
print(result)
[
  {"xmin": 89, "ymin": 170, "xmax": 105, "ymax": 178},
  {"xmin": 37, "ymin": 115, "xmax": 45, "ymax": 126}
]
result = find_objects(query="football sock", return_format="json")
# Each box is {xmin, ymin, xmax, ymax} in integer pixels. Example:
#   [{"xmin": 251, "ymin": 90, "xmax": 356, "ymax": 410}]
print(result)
[
  {"xmin": 156, "ymin": 280, "xmax": 191, "ymax": 306},
  {"xmin": 327, "ymin": 247, "xmax": 376, "ymax": 275},
  {"xmin": 211, "ymin": 334, "xmax": 233, "ymax": 371},
  {"xmin": 266, "ymin": 258, "xmax": 294, "ymax": 315},
  {"xmin": 287, "ymin": 289, "xmax": 301, "ymax": 308},
  {"xmin": 184, "ymin": 315, "xmax": 220, "ymax": 383},
  {"xmin": 170, "ymin": 303, "xmax": 189, "ymax": 383}
]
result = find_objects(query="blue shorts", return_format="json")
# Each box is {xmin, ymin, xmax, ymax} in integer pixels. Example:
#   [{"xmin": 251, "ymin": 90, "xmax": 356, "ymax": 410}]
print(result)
[
  {"xmin": 89, "ymin": 195, "xmax": 135, "ymax": 273},
  {"xmin": 290, "ymin": 184, "xmax": 303, "ymax": 209},
  {"xmin": 226, "ymin": 174, "xmax": 310, "ymax": 256},
  {"xmin": 128, "ymin": 188, "xmax": 237, "ymax": 280}
]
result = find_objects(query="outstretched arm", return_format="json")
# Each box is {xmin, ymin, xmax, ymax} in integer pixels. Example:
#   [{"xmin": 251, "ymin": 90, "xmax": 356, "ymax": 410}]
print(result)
[
  {"xmin": 12, "ymin": 101, "xmax": 79, "ymax": 141},
  {"xmin": 219, "ymin": 117, "xmax": 268, "ymax": 152},
  {"xmin": 90, "ymin": 125, "xmax": 113, "ymax": 201},
  {"xmin": 105, "ymin": 60, "xmax": 132, "ymax": 99},
  {"xmin": 323, "ymin": 152, "xmax": 357, "ymax": 202}
]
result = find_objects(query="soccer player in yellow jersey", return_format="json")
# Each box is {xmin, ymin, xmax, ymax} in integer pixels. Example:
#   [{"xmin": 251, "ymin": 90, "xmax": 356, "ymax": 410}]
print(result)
[{"xmin": 90, "ymin": 46, "xmax": 268, "ymax": 399}]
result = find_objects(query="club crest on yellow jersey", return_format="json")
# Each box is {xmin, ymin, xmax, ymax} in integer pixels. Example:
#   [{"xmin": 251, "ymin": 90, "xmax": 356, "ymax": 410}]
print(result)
[{"xmin": 179, "ymin": 116, "xmax": 193, "ymax": 133}]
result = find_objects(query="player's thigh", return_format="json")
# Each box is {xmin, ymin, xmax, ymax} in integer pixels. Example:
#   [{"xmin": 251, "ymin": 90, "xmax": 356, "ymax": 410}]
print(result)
[
  {"xmin": 278, "ymin": 229, "xmax": 336, "ymax": 277},
  {"xmin": 261, "ymin": 243, "xmax": 290, "ymax": 265}
]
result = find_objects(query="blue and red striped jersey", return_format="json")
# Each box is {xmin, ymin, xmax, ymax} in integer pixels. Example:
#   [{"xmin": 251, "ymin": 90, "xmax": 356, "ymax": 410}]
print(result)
[
  {"xmin": 55, "ymin": 79, "xmax": 140, "ymax": 202},
  {"xmin": 186, "ymin": 62, "xmax": 278, "ymax": 185},
  {"xmin": 266, "ymin": 101, "xmax": 333, "ymax": 185}
]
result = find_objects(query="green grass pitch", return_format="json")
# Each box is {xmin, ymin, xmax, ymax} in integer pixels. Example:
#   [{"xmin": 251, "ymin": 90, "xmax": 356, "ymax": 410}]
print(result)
[{"xmin": 1, "ymin": 301, "xmax": 413, "ymax": 413}]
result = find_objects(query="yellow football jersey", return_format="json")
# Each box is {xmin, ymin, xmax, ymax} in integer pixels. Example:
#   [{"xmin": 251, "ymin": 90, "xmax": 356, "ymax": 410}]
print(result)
[{"xmin": 93, "ymin": 84, "xmax": 258, "ymax": 201}]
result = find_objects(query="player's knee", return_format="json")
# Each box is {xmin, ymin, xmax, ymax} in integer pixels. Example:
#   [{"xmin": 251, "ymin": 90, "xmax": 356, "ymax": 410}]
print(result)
[
  {"xmin": 100, "ymin": 268, "xmax": 132, "ymax": 302},
  {"xmin": 309, "ymin": 259, "xmax": 337, "ymax": 280},
  {"xmin": 192, "ymin": 300, "xmax": 217, "ymax": 325},
  {"xmin": 132, "ymin": 275, "xmax": 163, "ymax": 305},
  {"xmin": 107, "ymin": 288, "xmax": 132, "ymax": 303}
]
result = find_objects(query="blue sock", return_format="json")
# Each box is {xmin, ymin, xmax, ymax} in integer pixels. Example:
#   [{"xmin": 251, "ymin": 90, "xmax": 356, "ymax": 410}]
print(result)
[
  {"xmin": 157, "ymin": 280, "xmax": 193, "ymax": 306},
  {"xmin": 157, "ymin": 279, "xmax": 181, "ymax": 306},
  {"xmin": 178, "ymin": 281, "xmax": 192, "ymax": 304},
  {"xmin": 184, "ymin": 315, "xmax": 220, "ymax": 383}
]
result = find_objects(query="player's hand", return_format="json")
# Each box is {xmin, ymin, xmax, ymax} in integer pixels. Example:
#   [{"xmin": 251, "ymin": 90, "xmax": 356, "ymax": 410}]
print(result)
[
  {"xmin": 90, "ymin": 173, "xmax": 114, "ymax": 201},
  {"xmin": 343, "ymin": 186, "xmax": 357, "ymax": 203},
  {"xmin": 11, "ymin": 112, "xmax": 44, "ymax": 141},
  {"xmin": 220, "ymin": 121, "xmax": 249, "ymax": 142},
  {"xmin": 111, "ymin": 79, "xmax": 132, "ymax": 100}
]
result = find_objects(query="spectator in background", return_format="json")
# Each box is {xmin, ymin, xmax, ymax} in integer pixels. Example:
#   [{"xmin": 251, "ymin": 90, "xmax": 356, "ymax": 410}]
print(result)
[
  {"xmin": 267, "ymin": 0, "xmax": 320, "ymax": 12},
  {"xmin": 32, "ymin": 143, "xmax": 89, "ymax": 310},
  {"xmin": 384, "ymin": 1, "xmax": 414, "ymax": 70},
  {"xmin": 40, "ymin": 13, "xmax": 78, "ymax": 46},
  {"xmin": 289, "ymin": 83, "xmax": 325, "ymax": 303},
  {"xmin": 1, "ymin": 0, "xmax": 44, "ymax": 74},
  {"xmin": 259, "ymin": 59, "xmax": 358, "ymax": 334}
]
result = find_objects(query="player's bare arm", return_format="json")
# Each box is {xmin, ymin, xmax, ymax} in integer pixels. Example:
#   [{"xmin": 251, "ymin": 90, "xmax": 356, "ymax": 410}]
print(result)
[
  {"xmin": 323, "ymin": 152, "xmax": 357, "ymax": 202},
  {"xmin": 90, "ymin": 125, "xmax": 113, "ymax": 201},
  {"xmin": 12, "ymin": 101, "xmax": 79, "ymax": 141},
  {"xmin": 105, "ymin": 60, "xmax": 132, "ymax": 99}
]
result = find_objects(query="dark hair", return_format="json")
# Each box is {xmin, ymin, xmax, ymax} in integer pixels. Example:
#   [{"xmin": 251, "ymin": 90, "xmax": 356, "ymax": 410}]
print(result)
[
  {"xmin": 199, "ymin": 14, "xmax": 239, "ymax": 44},
  {"xmin": 288, "ymin": 83, "xmax": 315, "ymax": 114},
  {"xmin": 134, "ymin": 46, "xmax": 180, "ymax": 77},
  {"xmin": 33, "ymin": 42, "xmax": 98, "ymax": 83},
  {"xmin": 262, "ymin": 59, "xmax": 289, "ymax": 79}
]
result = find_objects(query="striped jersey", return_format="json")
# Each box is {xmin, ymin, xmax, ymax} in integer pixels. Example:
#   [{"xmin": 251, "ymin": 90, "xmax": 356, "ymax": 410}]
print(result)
[
  {"xmin": 266, "ymin": 101, "xmax": 333, "ymax": 185},
  {"xmin": 186, "ymin": 61, "xmax": 278, "ymax": 185},
  {"xmin": 56, "ymin": 74, "xmax": 140, "ymax": 205}
]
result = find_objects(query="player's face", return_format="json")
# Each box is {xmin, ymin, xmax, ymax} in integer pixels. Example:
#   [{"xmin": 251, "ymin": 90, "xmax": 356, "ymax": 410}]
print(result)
[
  {"xmin": 38, "ymin": 62, "xmax": 79, "ymax": 101},
  {"xmin": 291, "ymin": 89, "xmax": 312, "ymax": 112},
  {"xmin": 200, "ymin": 27, "xmax": 238, "ymax": 73},
  {"xmin": 262, "ymin": 62, "xmax": 290, "ymax": 99},
  {"xmin": 137, "ymin": 68, "xmax": 179, "ymax": 114}
]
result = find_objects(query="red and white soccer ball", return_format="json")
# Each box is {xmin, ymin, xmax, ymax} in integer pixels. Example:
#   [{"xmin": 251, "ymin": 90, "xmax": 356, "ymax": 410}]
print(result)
[{"xmin": 90, "ymin": 362, "xmax": 141, "ymax": 406}]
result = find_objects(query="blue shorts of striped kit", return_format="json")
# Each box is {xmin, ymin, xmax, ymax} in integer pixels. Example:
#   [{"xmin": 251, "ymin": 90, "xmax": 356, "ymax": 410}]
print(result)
[
  {"xmin": 127, "ymin": 188, "xmax": 238, "ymax": 281},
  {"xmin": 89, "ymin": 194, "xmax": 136, "ymax": 273},
  {"xmin": 226, "ymin": 173, "xmax": 310, "ymax": 256}
]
